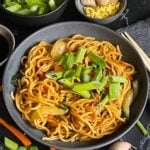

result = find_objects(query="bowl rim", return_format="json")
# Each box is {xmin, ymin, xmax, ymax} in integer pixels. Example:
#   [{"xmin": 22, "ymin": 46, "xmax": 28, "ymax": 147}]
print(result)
[
  {"xmin": 2, "ymin": 21, "xmax": 149, "ymax": 150},
  {"xmin": 0, "ymin": 24, "xmax": 15, "ymax": 67},
  {"xmin": 0, "ymin": 0, "xmax": 70, "ymax": 18},
  {"xmin": 75, "ymin": 0, "xmax": 127, "ymax": 21}
]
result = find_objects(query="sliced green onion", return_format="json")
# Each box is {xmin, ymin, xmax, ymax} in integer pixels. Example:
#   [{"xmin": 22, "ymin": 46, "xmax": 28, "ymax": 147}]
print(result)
[
  {"xmin": 63, "ymin": 70, "xmax": 75, "ymax": 78},
  {"xmin": 49, "ymin": 0, "xmax": 57, "ymax": 11},
  {"xmin": 88, "ymin": 52, "xmax": 106, "ymax": 68},
  {"xmin": 73, "ymin": 81, "xmax": 101, "ymax": 91},
  {"xmin": 18, "ymin": 146, "xmax": 27, "ymax": 150},
  {"xmin": 74, "ymin": 48, "xmax": 86, "ymax": 64},
  {"xmin": 81, "ymin": 66, "xmax": 93, "ymax": 82},
  {"xmin": 57, "ymin": 53, "xmax": 66, "ymax": 65},
  {"xmin": 108, "ymin": 75, "xmax": 127, "ymax": 83},
  {"xmin": 5, "ymin": 2, "xmax": 22, "ymax": 12},
  {"xmin": 4, "ymin": 0, "xmax": 11, "ymax": 4},
  {"xmin": 99, "ymin": 94, "xmax": 109, "ymax": 107},
  {"xmin": 16, "ymin": 8, "xmax": 33, "ymax": 15},
  {"xmin": 45, "ymin": 71, "xmax": 64, "ymax": 79},
  {"xmin": 98, "ymin": 76, "xmax": 108, "ymax": 91},
  {"xmin": 136, "ymin": 120, "xmax": 148, "ymax": 136},
  {"xmin": 72, "ymin": 89, "xmax": 91, "ymax": 98},
  {"xmin": 74, "ymin": 64, "xmax": 82, "ymax": 78},
  {"xmin": 109, "ymin": 82, "xmax": 120, "ymax": 99},
  {"xmin": 81, "ymin": 72, "xmax": 90, "ymax": 82},
  {"xmin": 59, "ymin": 79, "xmax": 74, "ymax": 88},
  {"xmin": 92, "ymin": 66, "xmax": 103, "ymax": 81},
  {"xmin": 4, "ymin": 137, "xmax": 19, "ymax": 150},
  {"xmin": 65, "ymin": 52, "xmax": 75, "ymax": 69}
]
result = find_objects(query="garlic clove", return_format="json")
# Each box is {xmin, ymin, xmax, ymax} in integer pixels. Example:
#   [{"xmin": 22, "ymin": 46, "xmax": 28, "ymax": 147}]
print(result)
[
  {"xmin": 96, "ymin": 0, "xmax": 110, "ymax": 6},
  {"xmin": 109, "ymin": 141, "xmax": 132, "ymax": 150},
  {"xmin": 110, "ymin": 0, "xmax": 118, "ymax": 4},
  {"xmin": 81, "ymin": 0, "xmax": 97, "ymax": 7}
]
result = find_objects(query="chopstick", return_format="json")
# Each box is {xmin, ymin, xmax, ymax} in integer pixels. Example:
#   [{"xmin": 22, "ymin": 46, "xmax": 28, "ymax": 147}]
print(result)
[{"xmin": 121, "ymin": 31, "xmax": 150, "ymax": 72}]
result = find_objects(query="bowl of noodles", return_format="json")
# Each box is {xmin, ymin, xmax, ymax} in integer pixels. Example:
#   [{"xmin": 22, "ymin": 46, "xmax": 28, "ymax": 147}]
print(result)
[
  {"xmin": 75, "ymin": 0, "xmax": 127, "ymax": 24},
  {"xmin": 3, "ymin": 22, "xmax": 148, "ymax": 149}
]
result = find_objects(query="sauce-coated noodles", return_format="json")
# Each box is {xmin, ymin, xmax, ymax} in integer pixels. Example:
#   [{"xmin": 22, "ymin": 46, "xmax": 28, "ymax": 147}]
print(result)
[{"xmin": 12, "ymin": 34, "xmax": 136, "ymax": 142}]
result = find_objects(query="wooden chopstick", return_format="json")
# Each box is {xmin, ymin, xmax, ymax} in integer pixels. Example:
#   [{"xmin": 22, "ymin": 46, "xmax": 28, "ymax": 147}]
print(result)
[{"xmin": 121, "ymin": 32, "xmax": 150, "ymax": 72}]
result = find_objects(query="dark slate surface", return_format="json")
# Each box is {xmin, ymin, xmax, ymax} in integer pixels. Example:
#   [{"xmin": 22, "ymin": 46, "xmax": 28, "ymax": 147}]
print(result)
[{"xmin": 0, "ymin": 0, "xmax": 150, "ymax": 150}]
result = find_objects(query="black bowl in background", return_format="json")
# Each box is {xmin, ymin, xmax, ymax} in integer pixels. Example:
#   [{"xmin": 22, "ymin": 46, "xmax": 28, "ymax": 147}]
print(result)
[
  {"xmin": 2, "ymin": 22, "xmax": 148, "ymax": 150},
  {"xmin": 0, "ymin": 0, "xmax": 70, "ymax": 27},
  {"xmin": 0, "ymin": 24, "xmax": 15, "ymax": 67},
  {"xmin": 75, "ymin": 0, "xmax": 127, "ymax": 24}
]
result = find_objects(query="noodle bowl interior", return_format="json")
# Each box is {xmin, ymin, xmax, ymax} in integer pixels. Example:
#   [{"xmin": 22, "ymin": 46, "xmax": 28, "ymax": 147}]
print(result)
[{"xmin": 11, "ymin": 34, "xmax": 138, "ymax": 142}]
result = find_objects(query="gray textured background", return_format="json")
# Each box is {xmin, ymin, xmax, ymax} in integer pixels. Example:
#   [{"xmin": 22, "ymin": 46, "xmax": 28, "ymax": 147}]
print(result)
[{"xmin": 117, "ymin": 17, "xmax": 150, "ymax": 99}]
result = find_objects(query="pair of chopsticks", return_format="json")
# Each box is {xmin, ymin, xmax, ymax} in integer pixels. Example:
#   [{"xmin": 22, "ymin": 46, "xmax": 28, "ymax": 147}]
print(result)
[{"xmin": 121, "ymin": 32, "xmax": 150, "ymax": 72}]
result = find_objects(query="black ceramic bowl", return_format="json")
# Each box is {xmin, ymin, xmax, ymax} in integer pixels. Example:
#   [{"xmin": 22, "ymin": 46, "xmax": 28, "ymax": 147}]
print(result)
[
  {"xmin": 0, "ymin": 0, "xmax": 70, "ymax": 27},
  {"xmin": 3, "ymin": 22, "xmax": 148, "ymax": 150},
  {"xmin": 75, "ymin": 0, "xmax": 127, "ymax": 24},
  {"xmin": 0, "ymin": 24, "xmax": 15, "ymax": 67}
]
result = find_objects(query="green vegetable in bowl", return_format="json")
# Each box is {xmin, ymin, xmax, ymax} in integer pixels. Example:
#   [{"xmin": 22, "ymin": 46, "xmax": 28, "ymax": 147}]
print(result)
[{"xmin": 2, "ymin": 0, "xmax": 63, "ymax": 15}]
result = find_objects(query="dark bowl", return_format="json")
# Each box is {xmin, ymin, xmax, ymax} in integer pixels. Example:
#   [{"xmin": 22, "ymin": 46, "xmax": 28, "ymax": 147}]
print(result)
[
  {"xmin": 0, "ymin": 0, "xmax": 70, "ymax": 27},
  {"xmin": 75, "ymin": 0, "xmax": 127, "ymax": 24},
  {"xmin": 0, "ymin": 24, "xmax": 15, "ymax": 67},
  {"xmin": 3, "ymin": 22, "xmax": 148, "ymax": 150}
]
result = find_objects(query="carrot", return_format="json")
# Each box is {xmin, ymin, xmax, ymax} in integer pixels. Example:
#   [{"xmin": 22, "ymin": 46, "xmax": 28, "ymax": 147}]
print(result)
[
  {"xmin": 54, "ymin": 65, "xmax": 64, "ymax": 71},
  {"xmin": 0, "ymin": 85, "xmax": 2, "ymax": 92},
  {"xmin": 0, "ymin": 118, "xmax": 32, "ymax": 146},
  {"xmin": 127, "ymin": 75, "xmax": 133, "ymax": 81},
  {"xmin": 50, "ymin": 147, "xmax": 57, "ymax": 150},
  {"xmin": 47, "ymin": 114, "xmax": 54, "ymax": 121}
]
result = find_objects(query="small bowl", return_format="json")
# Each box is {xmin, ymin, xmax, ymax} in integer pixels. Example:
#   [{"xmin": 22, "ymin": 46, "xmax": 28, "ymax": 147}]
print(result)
[
  {"xmin": 75, "ymin": 0, "xmax": 127, "ymax": 24},
  {"xmin": 0, "ymin": 24, "xmax": 15, "ymax": 67},
  {"xmin": 0, "ymin": 0, "xmax": 70, "ymax": 27}
]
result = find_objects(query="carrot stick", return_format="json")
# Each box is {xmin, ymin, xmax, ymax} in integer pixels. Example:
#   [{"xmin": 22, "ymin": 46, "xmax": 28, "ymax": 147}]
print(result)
[
  {"xmin": 50, "ymin": 147, "xmax": 57, "ymax": 150},
  {"xmin": 54, "ymin": 65, "xmax": 64, "ymax": 71},
  {"xmin": 0, "ymin": 118, "xmax": 32, "ymax": 146},
  {"xmin": 47, "ymin": 114, "xmax": 54, "ymax": 121}
]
